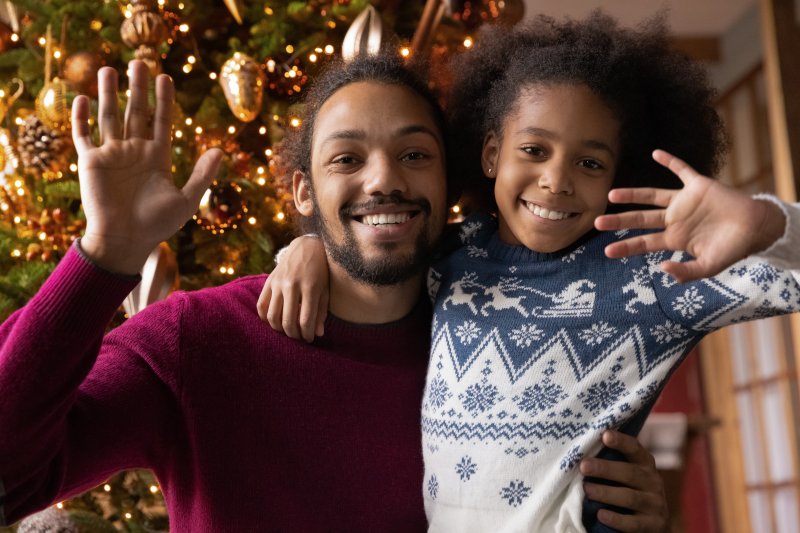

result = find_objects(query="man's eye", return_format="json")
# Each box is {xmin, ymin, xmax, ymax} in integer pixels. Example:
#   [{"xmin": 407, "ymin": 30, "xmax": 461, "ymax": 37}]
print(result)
[{"xmin": 332, "ymin": 155, "xmax": 357, "ymax": 165}]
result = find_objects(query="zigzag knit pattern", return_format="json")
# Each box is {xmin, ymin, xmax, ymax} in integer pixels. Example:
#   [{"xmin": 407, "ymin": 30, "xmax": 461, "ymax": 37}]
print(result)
[{"xmin": 422, "ymin": 210, "xmax": 800, "ymax": 532}]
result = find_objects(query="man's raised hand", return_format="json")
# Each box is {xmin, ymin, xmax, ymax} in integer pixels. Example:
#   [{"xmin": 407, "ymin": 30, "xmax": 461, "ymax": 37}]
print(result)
[{"xmin": 73, "ymin": 60, "xmax": 222, "ymax": 275}]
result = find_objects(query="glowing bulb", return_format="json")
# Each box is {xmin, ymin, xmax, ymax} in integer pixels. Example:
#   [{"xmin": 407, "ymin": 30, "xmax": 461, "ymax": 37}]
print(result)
[
  {"xmin": 175, "ymin": 130, "xmax": 183, "ymax": 138},
  {"xmin": 227, "ymin": 125, "xmax": 236, "ymax": 134},
  {"xmin": 324, "ymin": 45, "xmax": 334, "ymax": 55},
  {"xmin": 399, "ymin": 47, "xmax": 411, "ymax": 58},
  {"xmin": 150, "ymin": 485, "xmax": 159, "ymax": 493},
  {"xmin": 309, "ymin": 53, "xmax": 318, "ymax": 63},
  {"xmin": 179, "ymin": 24, "xmax": 189, "ymax": 33},
  {"xmin": 257, "ymin": 177, "xmax": 266, "ymax": 186},
  {"xmin": 0, "ymin": 202, "xmax": 7, "ymax": 211},
  {"xmin": 219, "ymin": 266, "xmax": 227, "ymax": 274},
  {"xmin": 276, "ymin": 212, "xmax": 285, "ymax": 221},
  {"xmin": 209, "ymin": 72, "xmax": 218, "ymax": 80},
  {"xmin": 187, "ymin": 55, "xmax": 196, "ymax": 64},
  {"xmin": 195, "ymin": 126, "xmax": 203, "ymax": 134},
  {"xmin": 104, "ymin": 484, "xmax": 111, "ymax": 491},
  {"xmin": 327, "ymin": 21, "xmax": 336, "ymax": 29},
  {"xmin": 257, "ymin": 166, "xmax": 265, "ymax": 175},
  {"xmin": 14, "ymin": 180, "xmax": 22, "ymax": 188},
  {"xmin": 264, "ymin": 6, "xmax": 273, "ymax": 15},
  {"xmin": 185, "ymin": 118, "xmax": 193, "ymax": 125},
  {"xmin": 452, "ymin": 205, "xmax": 461, "ymax": 213},
  {"xmin": 13, "ymin": 216, "xmax": 21, "ymax": 223},
  {"xmin": 69, "ymin": 163, "xmax": 78, "ymax": 172},
  {"xmin": 15, "ymin": 117, "xmax": 23, "ymax": 125},
  {"xmin": 258, "ymin": 126, "xmax": 267, "ymax": 135},
  {"xmin": 125, "ymin": 512, "xmax": 132, "ymax": 519},
  {"xmin": 11, "ymin": 249, "xmax": 21, "ymax": 257},
  {"xmin": 289, "ymin": 118, "xmax": 301, "ymax": 128},
  {"xmin": 178, "ymin": 2, "xmax": 185, "ymax": 9},
  {"xmin": 56, "ymin": 503, "xmax": 64, "ymax": 509},
  {"xmin": 17, "ymin": 188, "xmax": 24, "ymax": 196},
  {"xmin": 265, "ymin": 148, "xmax": 273, "ymax": 157},
  {"xmin": 285, "ymin": 45, "xmax": 294, "ymax": 54},
  {"xmin": 315, "ymin": 47, "xmax": 323, "ymax": 53},
  {"xmin": 182, "ymin": 64, "xmax": 192, "ymax": 74},
  {"xmin": 10, "ymin": 33, "xmax": 19, "ymax": 42},
  {"xmin": 38, "ymin": 36, "xmax": 46, "ymax": 46},
  {"xmin": 125, "ymin": 89, "xmax": 131, "ymax": 97},
  {"xmin": 226, "ymin": 267, "xmax": 234, "ymax": 275},
  {"xmin": 53, "ymin": 50, "xmax": 62, "ymax": 59},
  {"xmin": 266, "ymin": 59, "xmax": 276, "ymax": 72},
  {"xmin": 38, "ymin": 231, "xmax": 47, "ymax": 241},
  {"xmin": 463, "ymin": 37, "xmax": 474, "ymax": 48}
]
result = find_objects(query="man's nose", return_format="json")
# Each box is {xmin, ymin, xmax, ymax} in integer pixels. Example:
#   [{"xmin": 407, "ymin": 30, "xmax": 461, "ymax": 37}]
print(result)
[{"xmin": 362, "ymin": 154, "xmax": 408, "ymax": 196}]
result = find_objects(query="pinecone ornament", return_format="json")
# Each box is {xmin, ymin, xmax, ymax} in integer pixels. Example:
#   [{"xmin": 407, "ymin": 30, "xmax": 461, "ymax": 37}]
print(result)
[{"xmin": 17, "ymin": 115, "xmax": 72, "ymax": 180}]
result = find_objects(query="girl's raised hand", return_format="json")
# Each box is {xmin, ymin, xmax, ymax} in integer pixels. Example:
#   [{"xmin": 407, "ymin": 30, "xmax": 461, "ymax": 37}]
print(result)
[
  {"xmin": 595, "ymin": 150, "xmax": 786, "ymax": 283},
  {"xmin": 258, "ymin": 235, "xmax": 330, "ymax": 342},
  {"xmin": 74, "ymin": 60, "xmax": 223, "ymax": 275}
]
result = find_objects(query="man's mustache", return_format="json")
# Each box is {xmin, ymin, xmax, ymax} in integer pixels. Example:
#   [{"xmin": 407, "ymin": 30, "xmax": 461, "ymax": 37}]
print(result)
[{"xmin": 340, "ymin": 193, "xmax": 432, "ymax": 218}]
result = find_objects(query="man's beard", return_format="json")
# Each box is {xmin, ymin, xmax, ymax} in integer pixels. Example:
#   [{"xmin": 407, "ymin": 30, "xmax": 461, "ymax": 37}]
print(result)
[{"xmin": 309, "ymin": 193, "xmax": 437, "ymax": 286}]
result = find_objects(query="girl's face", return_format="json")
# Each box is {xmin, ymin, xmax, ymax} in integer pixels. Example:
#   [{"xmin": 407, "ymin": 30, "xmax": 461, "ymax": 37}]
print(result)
[{"xmin": 482, "ymin": 84, "xmax": 621, "ymax": 253}]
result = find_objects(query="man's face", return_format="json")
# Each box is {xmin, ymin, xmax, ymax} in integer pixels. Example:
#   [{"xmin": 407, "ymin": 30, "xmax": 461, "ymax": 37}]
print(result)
[{"xmin": 298, "ymin": 81, "xmax": 448, "ymax": 286}]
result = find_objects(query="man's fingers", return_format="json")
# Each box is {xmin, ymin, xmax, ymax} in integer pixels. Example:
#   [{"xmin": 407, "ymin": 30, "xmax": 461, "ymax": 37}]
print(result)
[
  {"xmin": 597, "ymin": 507, "xmax": 666, "ymax": 533},
  {"xmin": 71, "ymin": 95, "xmax": 95, "ymax": 154},
  {"xmin": 181, "ymin": 149, "xmax": 223, "ymax": 215},
  {"xmin": 584, "ymin": 482, "xmax": 656, "ymax": 513},
  {"xmin": 604, "ymin": 233, "xmax": 668, "ymax": 259},
  {"xmin": 602, "ymin": 430, "xmax": 655, "ymax": 469},
  {"xmin": 153, "ymin": 73, "xmax": 175, "ymax": 145},
  {"xmin": 123, "ymin": 60, "xmax": 151, "ymax": 139},
  {"xmin": 97, "ymin": 66, "xmax": 121, "ymax": 143},
  {"xmin": 595, "ymin": 209, "xmax": 666, "ymax": 231},
  {"xmin": 607, "ymin": 187, "xmax": 675, "ymax": 208}
]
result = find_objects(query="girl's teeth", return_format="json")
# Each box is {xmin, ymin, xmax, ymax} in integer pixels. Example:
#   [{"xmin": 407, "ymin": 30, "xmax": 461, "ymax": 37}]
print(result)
[
  {"xmin": 526, "ymin": 202, "xmax": 570, "ymax": 220},
  {"xmin": 362, "ymin": 212, "xmax": 411, "ymax": 226}
]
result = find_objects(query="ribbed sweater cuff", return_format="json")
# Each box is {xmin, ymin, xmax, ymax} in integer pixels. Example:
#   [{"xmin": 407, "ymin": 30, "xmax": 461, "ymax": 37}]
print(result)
[
  {"xmin": 751, "ymin": 194, "xmax": 800, "ymax": 271},
  {"xmin": 30, "ymin": 242, "xmax": 142, "ymax": 337}
]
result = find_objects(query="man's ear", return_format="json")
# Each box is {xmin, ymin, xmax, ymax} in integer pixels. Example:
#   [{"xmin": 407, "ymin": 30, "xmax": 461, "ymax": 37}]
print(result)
[
  {"xmin": 293, "ymin": 170, "xmax": 314, "ymax": 216},
  {"xmin": 481, "ymin": 131, "xmax": 499, "ymax": 179}
]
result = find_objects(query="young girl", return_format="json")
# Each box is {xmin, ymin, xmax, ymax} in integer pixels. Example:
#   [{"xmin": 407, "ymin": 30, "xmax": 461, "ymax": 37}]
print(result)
[{"xmin": 264, "ymin": 13, "xmax": 800, "ymax": 532}]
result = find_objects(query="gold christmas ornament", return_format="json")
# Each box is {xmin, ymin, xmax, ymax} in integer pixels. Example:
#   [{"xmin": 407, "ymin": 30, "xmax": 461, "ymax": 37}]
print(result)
[
  {"xmin": 36, "ymin": 25, "xmax": 70, "ymax": 131},
  {"xmin": 123, "ymin": 242, "xmax": 179, "ymax": 316},
  {"xmin": 35, "ymin": 78, "xmax": 70, "ymax": 131},
  {"xmin": 64, "ymin": 51, "xmax": 103, "ymax": 98},
  {"xmin": 0, "ymin": 76, "xmax": 22, "ymax": 123},
  {"xmin": 342, "ymin": 5, "xmax": 383, "ymax": 62},
  {"xmin": 0, "ymin": 127, "xmax": 19, "ymax": 186},
  {"xmin": 223, "ymin": 0, "xmax": 245, "ymax": 24},
  {"xmin": 120, "ymin": 0, "xmax": 170, "ymax": 75},
  {"xmin": 219, "ymin": 53, "xmax": 265, "ymax": 123}
]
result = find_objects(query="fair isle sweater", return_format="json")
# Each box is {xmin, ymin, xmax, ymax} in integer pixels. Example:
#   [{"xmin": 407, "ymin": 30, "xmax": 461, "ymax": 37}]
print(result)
[
  {"xmin": 0, "ymin": 246, "xmax": 430, "ymax": 532},
  {"xmin": 421, "ymin": 198, "xmax": 800, "ymax": 533}
]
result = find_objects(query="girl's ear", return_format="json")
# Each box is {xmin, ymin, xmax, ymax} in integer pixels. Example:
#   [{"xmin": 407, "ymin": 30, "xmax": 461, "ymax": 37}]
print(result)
[
  {"xmin": 481, "ymin": 131, "xmax": 500, "ymax": 179},
  {"xmin": 293, "ymin": 171, "xmax": 315, "ymax": 216}
]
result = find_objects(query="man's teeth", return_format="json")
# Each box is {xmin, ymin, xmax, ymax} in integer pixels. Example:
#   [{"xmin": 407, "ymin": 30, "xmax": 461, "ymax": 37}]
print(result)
[
  {"xmin": 526, "ymin": 202, "xmax": 571, "ymax": 221},
  {"xmin": 362, "ymin": 212, "xmax": 411, "ymax": 226}
]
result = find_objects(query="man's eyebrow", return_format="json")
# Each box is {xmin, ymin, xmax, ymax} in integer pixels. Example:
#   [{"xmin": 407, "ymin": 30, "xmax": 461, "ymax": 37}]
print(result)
[
  {"xmin": 320, "ymin": 124, "xmax": 443, "ymax": 148},
  {"xmin": 517, "ymin": 127, "xmax": 616, "ymax": 158},
  {"xmin": 321, "ymin": 129, "xmax": 367, "ymax": 144}
]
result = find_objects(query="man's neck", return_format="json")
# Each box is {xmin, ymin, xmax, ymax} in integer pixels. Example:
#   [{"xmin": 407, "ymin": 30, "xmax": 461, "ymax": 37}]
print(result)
[{"xmin": 327, "ymin": 263, "xmax": 423, "ymax": 324}]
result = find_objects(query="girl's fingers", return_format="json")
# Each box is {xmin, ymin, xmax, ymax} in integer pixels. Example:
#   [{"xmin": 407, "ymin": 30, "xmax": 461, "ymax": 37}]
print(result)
[
  {"xmin": 595, "ymin": 209, "xmax": 666, "ymax": 231},
  {"xmin": 607, "ymin": 187, "xmax": 675, "ymax": 208},
  {"xmin": 652, "ymin": 149, "xmax": 701, "ymax": 185},
  {"xmin": 97, "ymin": 67, "xmax": 121, "ymax": 143},
  {"xmin": 123, "ymin": 61, "xmax": 151, "ymax": 139},
  {"xmin": 604, "ymin": 233, "xmax": 668, "ymax": 259}
]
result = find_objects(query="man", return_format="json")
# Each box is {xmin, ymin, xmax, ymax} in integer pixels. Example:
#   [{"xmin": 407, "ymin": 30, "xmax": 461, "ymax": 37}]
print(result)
[{"xmin": 0, "ymin": 57, "xmax": 666, "ymax": 531}]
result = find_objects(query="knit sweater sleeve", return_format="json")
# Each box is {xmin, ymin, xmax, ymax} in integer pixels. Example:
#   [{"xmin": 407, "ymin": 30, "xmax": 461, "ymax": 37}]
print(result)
[
  {"xmin": 652, "ymin": 199, "xmax": 800, "ymax": 330},
  {"xmin": 0, "ymin": 245, "xmax": 184, "ymax": 526}
]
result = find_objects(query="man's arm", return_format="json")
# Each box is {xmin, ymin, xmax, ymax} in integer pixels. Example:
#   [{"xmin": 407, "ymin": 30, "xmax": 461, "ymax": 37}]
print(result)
[{"xmin": 0, "ymin": 60, "xmax": 220, "ymax": 525}]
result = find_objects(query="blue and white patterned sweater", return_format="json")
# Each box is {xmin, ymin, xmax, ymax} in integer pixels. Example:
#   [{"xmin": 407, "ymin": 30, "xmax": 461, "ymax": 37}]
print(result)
[{"xmin": 422, "ymin": 198, "xmax": 800, "ymax": 533}]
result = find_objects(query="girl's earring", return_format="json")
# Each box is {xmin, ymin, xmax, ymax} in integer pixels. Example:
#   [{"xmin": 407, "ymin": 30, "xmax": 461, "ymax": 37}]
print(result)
[{"xmin": 487, "ymin": 168, "xmax": 493, "ymax": 175}]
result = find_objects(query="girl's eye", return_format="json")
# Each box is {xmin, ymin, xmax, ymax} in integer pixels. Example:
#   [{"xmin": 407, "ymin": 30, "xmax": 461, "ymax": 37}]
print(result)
[
  {"xmin": 521, "ymin": 145, "xmax": 546, "ymax": 157},
  {"xmin": 578, "ymin": 159, "xmax": 604, "ymax": 170},
  {"xmin": 401, "ymin": 151, "xmax": 428, "ymax": 162}
]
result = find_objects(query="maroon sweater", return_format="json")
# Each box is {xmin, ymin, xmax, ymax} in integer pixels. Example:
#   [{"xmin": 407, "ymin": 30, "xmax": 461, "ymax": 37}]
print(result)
[{"xmin": 0, "ymin": 246, "xmax": 430, "ymax": 531}]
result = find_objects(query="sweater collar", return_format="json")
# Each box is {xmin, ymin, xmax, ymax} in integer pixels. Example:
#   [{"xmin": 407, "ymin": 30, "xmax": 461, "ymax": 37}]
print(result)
[{"xmin": 486, "ymin": 228, "xmax": 599, "ymax": 263}]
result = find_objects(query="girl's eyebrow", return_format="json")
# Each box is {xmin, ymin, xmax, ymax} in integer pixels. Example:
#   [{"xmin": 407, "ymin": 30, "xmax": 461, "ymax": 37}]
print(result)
[{"xmin": 516, "ymin": 127, "xmax": 616, "ymax": 158}]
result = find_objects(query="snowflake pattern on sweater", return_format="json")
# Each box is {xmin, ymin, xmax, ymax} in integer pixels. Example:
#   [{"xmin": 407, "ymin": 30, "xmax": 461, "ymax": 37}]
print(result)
[{"xmin": 422, "ymin": 210, "xmax": 800, "ymax": 532}]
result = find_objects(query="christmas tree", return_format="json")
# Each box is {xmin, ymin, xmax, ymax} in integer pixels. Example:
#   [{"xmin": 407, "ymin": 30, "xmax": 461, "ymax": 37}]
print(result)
[{"xmin": 0, "ymin": 0, "xmax": 523, "ymax": 529}]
